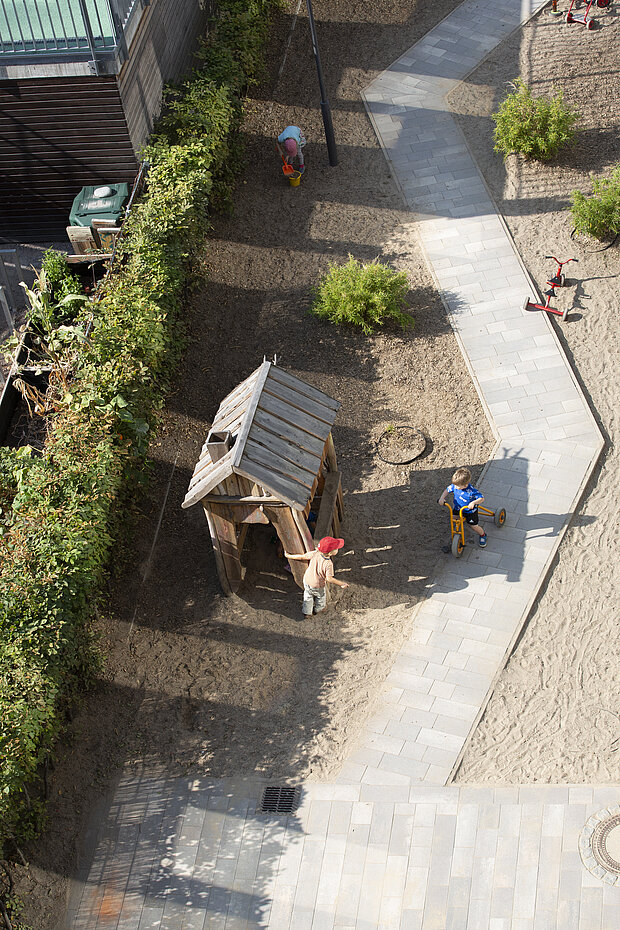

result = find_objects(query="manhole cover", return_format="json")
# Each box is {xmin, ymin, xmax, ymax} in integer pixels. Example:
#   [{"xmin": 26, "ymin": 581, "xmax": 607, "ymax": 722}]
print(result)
[
  {"xmin": 593, "ymin": 816, "xmax": 620, "ymax": 872},
  {"xmin": 377, "ymin": 426, "xmax": 427, "ymax": 465},
  {"xmin": 259, "ymin": 786, "xmax": 301, "ymax": 814},
  {"xmin": 579, "ymin": 806, "xmax": 620, "ymax": 884}
]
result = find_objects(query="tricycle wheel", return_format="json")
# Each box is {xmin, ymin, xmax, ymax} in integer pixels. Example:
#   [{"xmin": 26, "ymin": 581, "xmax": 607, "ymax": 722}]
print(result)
[
  {"xmin": 566, "ymin": 11, "xmax": 573, "ymax": 20},
  {"xmin": 494, "ymin": 508, "xmax": 506, "ymax": 527},
  {"xmin": 561, "ymin": 306, "xmax": 569, "ymax": 322},
  {"xmin": 452, "ymin": 534, "xmax": 465, "ymax": 558},
  {"xmin": 587, "ymin": 17, "xmax": 595, "ymax": 27},
  {"xmin": 522, "ymin": 296, "xmax": 531, "ymax": 312},
  {"xmin": 597, "ymin": 0, "xmax": 609, "ymax": 6}
]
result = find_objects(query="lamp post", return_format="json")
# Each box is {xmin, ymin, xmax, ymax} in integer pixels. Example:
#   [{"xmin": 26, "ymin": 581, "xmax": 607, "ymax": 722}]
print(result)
[{"xmin": 305, "ymin": 0, "xmax": 338, "ymax": 167}]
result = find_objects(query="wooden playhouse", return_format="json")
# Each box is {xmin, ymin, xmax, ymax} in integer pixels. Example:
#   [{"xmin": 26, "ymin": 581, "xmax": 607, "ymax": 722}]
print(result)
[{"xmin": 182, "ymin": 361, "xmax": 344, "ymax": 595}]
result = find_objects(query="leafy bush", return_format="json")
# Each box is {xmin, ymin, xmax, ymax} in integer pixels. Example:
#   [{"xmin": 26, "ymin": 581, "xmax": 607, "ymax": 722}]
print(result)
[
  {"xmin": 0, "ymin": 0, "xmax": 280, "ymax": 853},
  {"xmin": 492, "ymin": 79, "xmax": 579, "ymax": 162},
  {"xmin": 311, "ymin": 256, "xmax": 412, "ymax": 335},
  {"xmin": 26, "ymin": 251, "xmax": 85, "ymax": 330},
  {"xmin": 194, "ymin": 0, "xmax": 273, "ymax": 93},
  {"xmin": 40, "ymin": 249, "xmax": 81, "ymax": 302},
  {"xmin": 571, "ymin": 164, "xmax": 620, "ymax": 239}
]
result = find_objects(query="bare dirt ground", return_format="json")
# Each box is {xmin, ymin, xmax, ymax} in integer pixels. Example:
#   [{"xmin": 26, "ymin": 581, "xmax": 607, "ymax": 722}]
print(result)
[
  {"xmin": 450, "ymin": 2, "xmax": 620, "ymax": 783},
  {"xmin": 12, "ymin": 1, "xmax": 497, "ymax": 926}
]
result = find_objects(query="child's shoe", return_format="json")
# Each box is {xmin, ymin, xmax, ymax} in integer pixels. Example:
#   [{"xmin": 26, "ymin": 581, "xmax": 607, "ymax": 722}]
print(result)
[
  {"xmin": 298, "ymin": 164, "xmax": 306, "ymax": 175},
  {"xmin": 479, "ymin": 533, "xmax": 487, "ymax": 548}
]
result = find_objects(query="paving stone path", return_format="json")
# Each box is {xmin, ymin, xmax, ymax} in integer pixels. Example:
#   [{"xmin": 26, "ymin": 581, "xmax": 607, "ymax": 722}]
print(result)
[
  {"xmin": 67, "ymin": 774, "xmax": 620, "ymax": 930},
  {"xmin": 66, "ymin": 0, "xmax": 614, "ymax": 927}
]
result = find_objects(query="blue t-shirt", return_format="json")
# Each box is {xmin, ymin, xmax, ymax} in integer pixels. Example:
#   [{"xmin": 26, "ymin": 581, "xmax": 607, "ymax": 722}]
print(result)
[{"xmin": 447, "ymin": 483, "xmax": 482, "ymax": 511}]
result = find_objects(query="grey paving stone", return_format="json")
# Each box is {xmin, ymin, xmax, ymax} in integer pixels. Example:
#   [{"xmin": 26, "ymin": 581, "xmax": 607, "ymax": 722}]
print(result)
[
  {"xmin": 359, "ymin": 784, "xmax": 410, "ymax": 804},
  {"xmin": 399, "ymin": 910, "xmax": 424, "ymax": 930}
]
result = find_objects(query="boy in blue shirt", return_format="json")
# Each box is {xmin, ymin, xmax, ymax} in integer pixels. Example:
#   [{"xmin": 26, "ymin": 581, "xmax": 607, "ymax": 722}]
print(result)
[{"xmin": 438, "ymin": 467, "xmax": 487, "ymax": 547}]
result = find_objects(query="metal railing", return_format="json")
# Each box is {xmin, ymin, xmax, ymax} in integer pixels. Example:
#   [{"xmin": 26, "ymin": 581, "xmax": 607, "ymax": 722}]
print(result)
[{"xmin": 0, "ymin": 0, "xmax": 146, "ymax": 65}]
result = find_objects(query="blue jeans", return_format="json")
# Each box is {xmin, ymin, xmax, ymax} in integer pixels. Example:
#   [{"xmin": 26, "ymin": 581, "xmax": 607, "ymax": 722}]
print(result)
[{"xmin": 303, "ymin": 582, "xmax": 326, "ymax": 616}]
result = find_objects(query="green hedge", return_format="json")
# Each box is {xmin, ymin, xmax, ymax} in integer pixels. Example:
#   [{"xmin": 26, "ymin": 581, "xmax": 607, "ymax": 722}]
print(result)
[{"xmin": 0, "ymin": 0, "xmax": 280, "ymax": 852}]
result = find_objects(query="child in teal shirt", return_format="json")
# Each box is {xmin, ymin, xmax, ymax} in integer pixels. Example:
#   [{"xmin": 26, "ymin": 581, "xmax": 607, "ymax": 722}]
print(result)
[{"xmin": 277, "ymin": 125, "xmax": 306, "ymax": 174}]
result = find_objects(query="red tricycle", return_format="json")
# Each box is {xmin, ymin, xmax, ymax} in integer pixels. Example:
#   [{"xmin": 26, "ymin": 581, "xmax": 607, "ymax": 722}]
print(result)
[
  {"xmin": 566, "ymin": 0, "xmax": 611, "ymax": 29},
  {"xmin": 522, "ymin": 255, "xmax": 578, "ymax": 323}
]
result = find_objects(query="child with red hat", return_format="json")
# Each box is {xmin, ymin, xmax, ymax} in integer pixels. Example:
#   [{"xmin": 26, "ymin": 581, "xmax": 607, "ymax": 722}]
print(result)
[
  {"xmin": 277, "ymin": 125, "xmax": 306, "ymax": 175},
  {"xmin": 285, "ymin": 536, "xmax": 349, "ymax": 621}
]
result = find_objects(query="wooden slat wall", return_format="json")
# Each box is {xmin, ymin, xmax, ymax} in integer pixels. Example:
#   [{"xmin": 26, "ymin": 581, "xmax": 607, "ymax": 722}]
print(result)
[
  {"xmin": 0, "ymin": 76, "xmax": 137, "ymax": 241},
  {"xmin": 118, "ymin": 0, "xmax": 208, "ymax": 153}
]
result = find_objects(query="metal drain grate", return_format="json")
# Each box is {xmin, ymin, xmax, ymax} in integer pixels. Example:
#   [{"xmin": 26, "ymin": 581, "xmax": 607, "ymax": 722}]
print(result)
[{"xmin": 259, "ymin": 786, "xmax": 301, "ymax": 814}]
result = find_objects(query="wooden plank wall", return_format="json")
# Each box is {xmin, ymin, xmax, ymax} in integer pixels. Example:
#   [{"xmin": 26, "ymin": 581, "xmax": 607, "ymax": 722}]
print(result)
[
  {"xmin": 118, "ymin": 0, "xmax": 208, "ymax": 154},
  {"xmin": 0, "ymin": 76, "xmax": 137, "ymax": 241}
]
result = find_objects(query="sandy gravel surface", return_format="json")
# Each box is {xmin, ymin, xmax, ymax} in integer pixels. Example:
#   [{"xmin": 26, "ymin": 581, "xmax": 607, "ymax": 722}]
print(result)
[{"xmin": 449, "ymin": 2, "xmax": 620, "ymax": 783}]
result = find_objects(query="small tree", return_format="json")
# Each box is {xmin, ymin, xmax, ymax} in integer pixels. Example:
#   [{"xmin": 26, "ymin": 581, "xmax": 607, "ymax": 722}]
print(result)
[
  {"xmin": 310, "ymin": 256, "xmax": 412, "ymax": 335},
  {"xmin": 492, "ymin": 79, "xmax": 579, "ymax": 162},
  {"xmin": 571, "ymin": 164, "xmax": 620, "ymax": 240}
]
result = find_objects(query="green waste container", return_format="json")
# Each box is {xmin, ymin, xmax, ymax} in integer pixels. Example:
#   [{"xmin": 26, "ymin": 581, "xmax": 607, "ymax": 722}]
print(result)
[{"xmin": 69, "ymin": 183, "xmax": 129, "ymax": 228}]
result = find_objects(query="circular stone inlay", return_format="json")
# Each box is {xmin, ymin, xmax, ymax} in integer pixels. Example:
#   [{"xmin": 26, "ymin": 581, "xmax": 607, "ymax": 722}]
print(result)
[{"xmin": 580, "ymin": 807, "xmax": 620, "ymax": 885}]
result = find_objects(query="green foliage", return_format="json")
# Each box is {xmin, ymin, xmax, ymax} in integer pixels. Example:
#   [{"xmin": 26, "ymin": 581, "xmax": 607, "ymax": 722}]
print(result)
[
  {"xmin": 492, "ymin": 79, "xmax": 579, "ymax": 162},
  {"xmin": 19, "ymin": 263, "xmax": 86, "ymax": 337},
  {"xmin": 194, "ymin": 0, "xmax": 275, "ymax": 93},
  {"xmin": 40, "ymin": 249, "xmax": 81, "ymax": 302},
  {"xmin": 310, "ymin": 256, "xmax": 413, "ymax": 335},
  {"xmin": 2, "ymin": 893, "xmax": 32, "ymax": 930},
  {"xmin": 0, "ymin": 0, "xmax": 280, "ymax": 854},
  {"xmin": 37, "ymin": 250, "xmax": 85, "ymax": 327},
  {"xmin": 571, "ymin": 164, "xmax": 620, "ymax": 239}
]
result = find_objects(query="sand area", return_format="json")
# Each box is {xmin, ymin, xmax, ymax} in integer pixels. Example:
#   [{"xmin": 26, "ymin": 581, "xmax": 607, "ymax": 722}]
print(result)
[{"xmin": 450, "ymin": 1, "xmax": 620, "ymax": 784}]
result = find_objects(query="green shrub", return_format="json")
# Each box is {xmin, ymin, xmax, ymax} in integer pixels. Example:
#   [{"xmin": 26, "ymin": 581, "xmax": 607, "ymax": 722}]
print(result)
[
  {"xmin": 311, "ymin": 256, "xmax": 412, "ymax": 335},
  {"xmin": 194, "ymin": 0, "xmax": 275, "ymax": 93},
  {"xmin": 492, "ymin": 78, "xmax": 579, "ymax": 162},
  {"xmin": 571, "ymin": 164, "xmax": 620, "ymax": 239},
  {"xmin": 40, "ymin": 249, "xmax": 81, "ymax": 300},
  {"xmin": 27, "ymin": 251, "xmax": 85, "ymax": 329},
  {"xmin": 0, "ymin": 0, "xmax": 281, "ymax": 854}
]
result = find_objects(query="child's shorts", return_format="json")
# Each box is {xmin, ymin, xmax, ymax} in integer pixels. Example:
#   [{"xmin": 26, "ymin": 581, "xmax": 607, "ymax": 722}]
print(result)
[{"xmin": 453, "ymin": 507, "xmax": 478, "ymax": 526}]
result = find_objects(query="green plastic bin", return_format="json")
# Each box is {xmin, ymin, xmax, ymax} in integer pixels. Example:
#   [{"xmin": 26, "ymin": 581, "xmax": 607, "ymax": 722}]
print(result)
[{"xmin": 69, "ymin": 183, "xmax": 129, "ymax": 228}]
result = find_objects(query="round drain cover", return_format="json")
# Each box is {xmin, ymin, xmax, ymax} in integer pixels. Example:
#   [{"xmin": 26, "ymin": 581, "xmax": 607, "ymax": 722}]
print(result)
[{"xmin": 579, "ymin": 807, "xmax": 620, "ymax": 884}]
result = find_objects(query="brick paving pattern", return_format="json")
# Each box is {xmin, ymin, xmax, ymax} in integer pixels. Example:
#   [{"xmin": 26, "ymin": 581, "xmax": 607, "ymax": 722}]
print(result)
[{"xmin": 67, "ymin": 774, "xmax": 620, "ymax": 930}]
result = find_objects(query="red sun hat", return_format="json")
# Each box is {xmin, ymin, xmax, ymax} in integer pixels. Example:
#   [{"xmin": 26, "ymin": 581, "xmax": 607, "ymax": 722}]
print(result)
[{"xmin": 317, "ymin": 536, "xmax": 344, "ymax": 554}]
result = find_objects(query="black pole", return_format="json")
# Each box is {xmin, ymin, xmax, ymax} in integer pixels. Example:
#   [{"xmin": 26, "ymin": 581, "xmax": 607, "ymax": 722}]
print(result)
[{"xmin": 305, "ymin": 0, "xmax": 338, "ymax": 167}]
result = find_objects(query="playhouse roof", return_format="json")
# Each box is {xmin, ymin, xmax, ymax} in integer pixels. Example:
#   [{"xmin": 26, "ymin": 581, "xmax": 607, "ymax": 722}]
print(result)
[{"xmin": 182, "ymin": 361, "xmax": 340, "ymax": 511}]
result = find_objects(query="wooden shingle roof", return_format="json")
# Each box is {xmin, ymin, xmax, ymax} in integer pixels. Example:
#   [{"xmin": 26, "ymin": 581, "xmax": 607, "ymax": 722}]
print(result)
[{"xmin": 182, "ymin": 362, "xmax": 340, "ymax": 511}]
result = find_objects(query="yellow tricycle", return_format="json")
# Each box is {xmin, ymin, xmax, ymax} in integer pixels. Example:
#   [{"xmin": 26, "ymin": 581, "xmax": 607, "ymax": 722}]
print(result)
[{"xmin": 443, "ymin": 501, "xmax": 506, "ymax": 558}]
